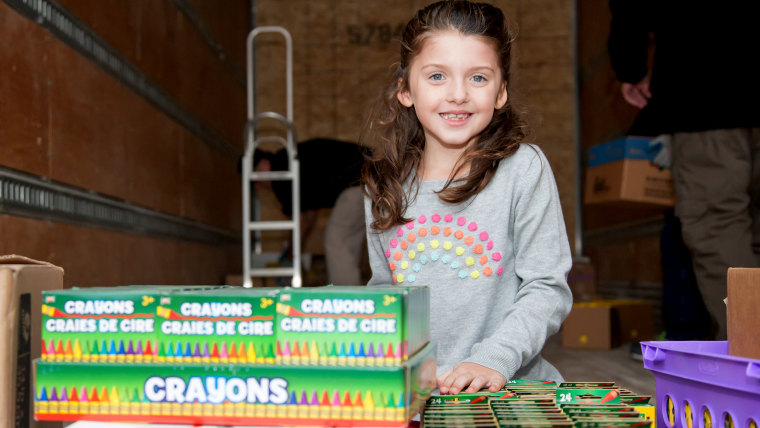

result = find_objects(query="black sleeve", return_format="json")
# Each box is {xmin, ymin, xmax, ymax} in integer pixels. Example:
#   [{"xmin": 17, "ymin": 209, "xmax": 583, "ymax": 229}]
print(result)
[{"xmin": 607, "ymin": 0, "xmax": 651, "ymax": 84}]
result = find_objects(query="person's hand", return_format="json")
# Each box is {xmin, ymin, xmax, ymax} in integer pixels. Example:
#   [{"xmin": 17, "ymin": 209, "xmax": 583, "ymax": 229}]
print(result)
[
  {"xmin": 620, "ymin": 77, "xmax": 651, "ymax": 109},
  {"xmin": 437, "ymin": 362, "xmax": 507, "ymax": 395}
]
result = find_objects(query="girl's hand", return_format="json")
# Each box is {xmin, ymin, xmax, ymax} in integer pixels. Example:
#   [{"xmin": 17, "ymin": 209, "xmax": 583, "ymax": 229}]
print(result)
[{"xmin": 436, "ymin": 362, "xmax": 507, "ymax": 395}]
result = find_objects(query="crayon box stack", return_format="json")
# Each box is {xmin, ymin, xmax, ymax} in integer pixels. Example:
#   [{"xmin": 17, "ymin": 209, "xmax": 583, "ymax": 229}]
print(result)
[
  {"xmin": 34, "ymin": 285, "xmax": 436, "ymax": 427},
  {"xmin": 421, "ymin": 380, "xmax": 654, "ymax": 427}
]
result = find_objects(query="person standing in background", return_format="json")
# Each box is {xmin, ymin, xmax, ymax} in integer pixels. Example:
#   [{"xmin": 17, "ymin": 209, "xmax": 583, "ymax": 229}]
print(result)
[
  {"xmin": 608, "ymin": 1, "xmax": 760, "ymax": 340},
  {"xmin": 254, "ymin": 138, "xmax": 368, "ymax": 285}
]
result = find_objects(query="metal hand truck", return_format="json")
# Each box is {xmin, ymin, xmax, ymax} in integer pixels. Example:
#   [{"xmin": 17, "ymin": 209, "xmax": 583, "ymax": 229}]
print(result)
[{"xmin": 242, "ymin": 26, "xmax": 301, "ymax": 288}]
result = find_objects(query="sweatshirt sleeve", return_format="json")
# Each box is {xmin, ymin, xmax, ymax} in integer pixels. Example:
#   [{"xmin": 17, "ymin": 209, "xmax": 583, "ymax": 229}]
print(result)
[
  {"xmin": 607, "ymin": 0, "xmax": 651, "ymax": 84},
  {"xmin": 364, "ymin": 194, "xmax": 394, "ymax": 286},
  {"xmin": 464, "ymin": 148, "xmax": 573, "ymax": 380}
]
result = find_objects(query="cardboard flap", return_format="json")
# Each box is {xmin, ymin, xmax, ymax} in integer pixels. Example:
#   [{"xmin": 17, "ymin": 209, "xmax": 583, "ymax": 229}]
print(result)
[
  {"xmin": 727, "ymin": 268, "xmax": 760, "ymax": 359},
  {"xmin": 0, "ymin": 255, "xmax": 63, "ymax": 273}
]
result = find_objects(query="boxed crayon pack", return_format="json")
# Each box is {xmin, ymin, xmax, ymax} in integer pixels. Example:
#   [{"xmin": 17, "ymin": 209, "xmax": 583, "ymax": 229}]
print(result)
[
  {"xmin": 155, "ymin": 287, "xmax": 279, "ymax": 364},
  {"xmin": 275, "ymin": 285, "xmax": 430, "ymax": 366},
  {"xmin": 33, "ymin": 341, "xmax": 437, "ymax": 427},
  {"xmin": 41, "ymin": 286, "xmax": 227, "ymax": 363}
]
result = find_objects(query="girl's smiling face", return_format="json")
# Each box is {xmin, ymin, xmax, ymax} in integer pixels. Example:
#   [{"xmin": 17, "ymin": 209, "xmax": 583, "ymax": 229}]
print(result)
[{"xmin": 397, "ymin": 30, "xmax": 508, "ymax": 151}]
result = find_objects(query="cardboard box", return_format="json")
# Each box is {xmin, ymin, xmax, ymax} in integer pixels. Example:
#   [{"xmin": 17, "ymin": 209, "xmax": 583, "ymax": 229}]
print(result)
[
  {"xmin": 34, "ymin": 341, "xmax": 437, "ymax": 427},
  {"xmin": 1, "ymin": 255, "xmax": 63, "ymax": 428},
  {"xmin": 727, "ymin": 268, "xmax": 760, "ymax": 360},
  {"xmin": 562, "ymin": 300, "xmax": 654, "ymax": 350},
  {"xmin": 584, "ymin": 136, "xmax": 675, "ymax": 207}
]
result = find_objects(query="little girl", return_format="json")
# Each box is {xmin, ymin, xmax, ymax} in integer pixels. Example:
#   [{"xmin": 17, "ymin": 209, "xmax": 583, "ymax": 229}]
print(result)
[{"xmin": 361, "ymin": 0, "xmax": 572, "ymax": 394}]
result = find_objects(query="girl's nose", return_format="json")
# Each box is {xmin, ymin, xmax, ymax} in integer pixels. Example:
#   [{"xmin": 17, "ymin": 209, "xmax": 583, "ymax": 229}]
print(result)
[{"xmin": 446, "ymin": 81, "xmax": 468, "ymax": 103}]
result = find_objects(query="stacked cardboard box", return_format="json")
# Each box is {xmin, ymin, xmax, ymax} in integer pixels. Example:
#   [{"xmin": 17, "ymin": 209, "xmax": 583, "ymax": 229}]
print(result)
[
  {"xmin": 584, "ymin": 136, "xmax": 675, "ymax": 207},
  {"xmin": 727, "ymin": 268, "xmax": 760, "ymax": 360},
  {"xmin": 1, "ymin": 255, "xmax": 64, "ymax": 428},
  {"xmin": 34, "ymin": 285, "xmax": 435, "ymax": 427},
  {"xmin": 561, "ymin": 300, "xmax": 654, "ymax": 350}
]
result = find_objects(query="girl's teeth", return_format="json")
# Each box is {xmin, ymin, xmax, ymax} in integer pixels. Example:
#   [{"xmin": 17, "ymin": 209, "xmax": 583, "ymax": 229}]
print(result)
[{"xmin": 440, "ymin": 113, "xmax": 469, "ymax": 120}]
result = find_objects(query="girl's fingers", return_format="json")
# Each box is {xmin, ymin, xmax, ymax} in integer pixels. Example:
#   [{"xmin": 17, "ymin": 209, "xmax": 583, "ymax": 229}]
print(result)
[
  {"xmin": 436, "ymin": 369, "xmax": 454, "ymax": 394},
  {"xmin": 488, "ymin": 374, "xmax": 507, "ymax": 392},
  {"xmin": 464, "ymin": 375, "xmax": 488, "ymax": 393},
  {"xmin": 448, "ymin": 373, "xmax": 474, "ymax": 395}
]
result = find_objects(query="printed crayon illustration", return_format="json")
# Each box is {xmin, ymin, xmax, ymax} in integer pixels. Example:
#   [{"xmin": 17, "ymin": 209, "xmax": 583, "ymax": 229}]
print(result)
[{"xmin": 155, "ymin": 288, "xmax": 277, "ymax": 364}]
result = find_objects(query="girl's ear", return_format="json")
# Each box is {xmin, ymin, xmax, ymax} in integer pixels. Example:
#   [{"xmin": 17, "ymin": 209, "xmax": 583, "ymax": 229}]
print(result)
[
  {"xmin": 396, "ymin": 78, "xmax": 414, "ymax": 107},
  {"xmin": 495, "ymin": 82, "xmax": 508, "ymax": 109}
]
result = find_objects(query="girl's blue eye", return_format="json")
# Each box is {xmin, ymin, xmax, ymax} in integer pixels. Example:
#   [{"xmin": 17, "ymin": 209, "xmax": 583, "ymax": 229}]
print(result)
[
  {"xmin": 472, "ymin": 75, "xmax": 486, "ymax": 83},
  {"xmin": 430, "ymin": 73, "xmax": 443, "ymax": 81}
]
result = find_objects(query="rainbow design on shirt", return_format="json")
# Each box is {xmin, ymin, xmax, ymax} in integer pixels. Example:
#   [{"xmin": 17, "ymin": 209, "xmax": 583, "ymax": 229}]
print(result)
[{"xmin": 384, "ymin": 213, "xmax": 503, "ymax": 283}]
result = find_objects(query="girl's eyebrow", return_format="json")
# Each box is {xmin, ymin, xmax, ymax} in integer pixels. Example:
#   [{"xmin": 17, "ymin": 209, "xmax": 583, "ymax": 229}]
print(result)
[
  {"xmin": 419, "ymin": 64, "xmax": 497, "ymax": 73},
  {"xmin": 419, "ymin": 63, "xmax": 447, "ymax": 71}
]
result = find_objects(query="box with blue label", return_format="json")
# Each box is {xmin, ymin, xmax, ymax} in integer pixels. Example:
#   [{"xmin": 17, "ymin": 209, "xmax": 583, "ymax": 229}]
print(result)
[{"xmin": 584, "ymin": 136, "xmax": 675, "ymax": 206}]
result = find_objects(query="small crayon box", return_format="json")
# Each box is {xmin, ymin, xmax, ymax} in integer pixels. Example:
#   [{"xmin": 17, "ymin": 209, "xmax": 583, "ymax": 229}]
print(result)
[
  {"xmin": 154, "ymin": 287, "xmax": 279, "ymax": 364},
  {"xmin": 424, "ymin": 422, "xmax": 498, "ymax": 426},
  {"xmin": 424, "ymin": 412, "xmax": 495, "ymax": 419},
  {"xmin": 497, "ymin": 415, "xmax": 570, "ymax": 422},
  {"xmin": 275, "ymin": 285, "xmax": 430, "ymax": 366},
  {"xmin": 561, "ymin": 406, "xmax": 638, "ymax": 414},
  {"xmin": 493, "ymin": 408, "xmax": 566, "ymax": 415},
  {"xmin": 558, "ymin": 382, "xmax": 616, "ymax": 388},
  {"xmin": 491, "ymin": 398, "xmax": 559, "ymax": 409},
  {"xmin": 426, "ymin": 391, "xmax": 518, "ymax": 405},
  {"xmin": 619, "ymin": 395, "xmax": 652, "ymax": 405},
  {"xmin": 556, "ymin": 388, "xmax": 622, "ymax": 405},
  {"xmin": 569, "ymin": 417, "xmax": 652, "ymax": 427},
  {"xmin": 507, "ymin": 380, "xmax": 558, "ymax": 387},
  {"xmin": 565, "ymin": 411, "xmax": 643, "ymax": 418},
  {"xmin": 41, "ymin": 285, "xmax": 225, "ymax": 363},
  {"xmin": 497, "ymin": 423, "xmax": 573, "ymax": 427},
  {"xmin": 491, "ymin": 398, "xmax": 557, "ymax": 405}
]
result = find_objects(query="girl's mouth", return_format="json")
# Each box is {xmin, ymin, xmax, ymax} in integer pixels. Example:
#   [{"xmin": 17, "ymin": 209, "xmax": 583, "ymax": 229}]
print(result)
[{"xmin": 439, "ymin": 113, "xmax": 471, "ymax": 121}]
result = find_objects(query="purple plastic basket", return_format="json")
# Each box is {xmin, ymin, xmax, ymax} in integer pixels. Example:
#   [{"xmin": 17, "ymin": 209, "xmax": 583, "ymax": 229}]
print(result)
[{"xmin": 641, "ymin": 341, "xmax": 760, "ymax": 428}]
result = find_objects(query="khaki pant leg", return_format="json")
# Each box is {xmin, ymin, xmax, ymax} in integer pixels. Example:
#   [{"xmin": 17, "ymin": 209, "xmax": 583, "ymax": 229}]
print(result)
[
  {"xmin": 325, "ymin": 186, "xmax": 366, "ymax": 285},
  {"xmin": 671, "ymin": 128, "xmax": 760, "ymax": 340}
]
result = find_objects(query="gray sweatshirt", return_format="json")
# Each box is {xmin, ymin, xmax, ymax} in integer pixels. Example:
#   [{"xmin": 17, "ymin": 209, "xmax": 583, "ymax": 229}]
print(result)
[{"xmin": 364, "ymin": 144, "xmax": 572, "ymax": 382}]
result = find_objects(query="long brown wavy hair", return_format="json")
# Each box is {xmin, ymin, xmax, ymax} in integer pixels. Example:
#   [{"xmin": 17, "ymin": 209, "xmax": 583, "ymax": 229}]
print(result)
[{"xmin": 361, "ymin": 0, "xmax": 527, "ymax": 231}]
